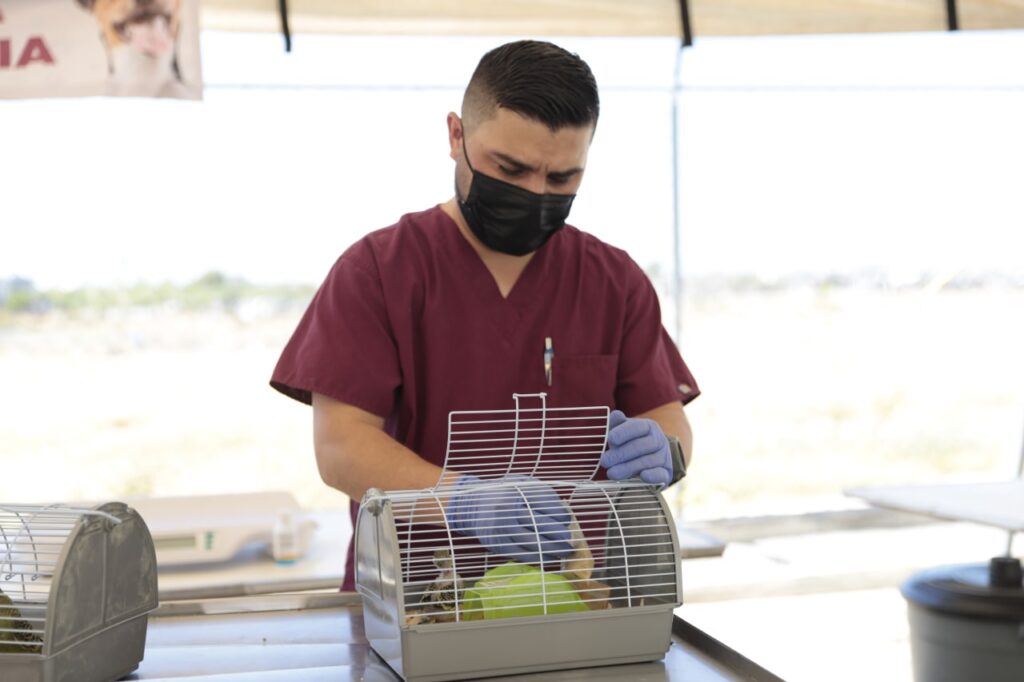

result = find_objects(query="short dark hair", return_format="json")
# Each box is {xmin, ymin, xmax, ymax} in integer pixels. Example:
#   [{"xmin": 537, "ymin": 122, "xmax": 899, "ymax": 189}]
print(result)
[{"xmin": 462, "ymin": 40, "xmax": 599, "ymax": 132}]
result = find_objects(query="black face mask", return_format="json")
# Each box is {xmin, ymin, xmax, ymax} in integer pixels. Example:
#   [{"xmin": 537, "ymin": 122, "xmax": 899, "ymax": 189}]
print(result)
[{"xmin": 457, "ymin": 142, "xmax": 576, "ymax": 256}]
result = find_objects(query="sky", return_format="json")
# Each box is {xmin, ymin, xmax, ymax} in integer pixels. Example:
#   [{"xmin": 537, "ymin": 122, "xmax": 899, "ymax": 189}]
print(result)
[{"xmin": 2, "ymin": 29, "xmax": 1023, "ymax": 290}]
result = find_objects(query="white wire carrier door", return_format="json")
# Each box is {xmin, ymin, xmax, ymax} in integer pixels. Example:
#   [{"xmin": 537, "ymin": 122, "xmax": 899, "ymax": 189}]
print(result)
[
  {"xmin": 0, "ymin": 505, "xmax": 129, "ymax": 655},
  {"xmin": 356, "ymin": 393, "xmax": 683, "ymax": 682}
]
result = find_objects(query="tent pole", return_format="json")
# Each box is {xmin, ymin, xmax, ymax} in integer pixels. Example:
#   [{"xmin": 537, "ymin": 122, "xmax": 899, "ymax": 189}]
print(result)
[
  {"xmin": 671, "ymin": 48, "xmax": 684, "ymax": 344},
  {"xmin": 678, "ymin": 0, "xmax": 693, "ymax": 47},
  {"xmin": 671, "ymin": 0, "xmax": 692, "ymax": 344},
  {"xmin": 1007, "ymin": 415, "xmax": 1024, "ymax": 556},
  {"xmin": 279, "ymin": 0, "xmax": 292, "ymax": 52}
]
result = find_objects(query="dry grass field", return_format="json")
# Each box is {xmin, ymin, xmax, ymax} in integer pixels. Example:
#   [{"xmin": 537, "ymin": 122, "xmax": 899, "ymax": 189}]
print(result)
[
  {"xmin": 676, "ymin": 284, "xmax": 1024, "ymax": 518},
  {"xmin": 1, "ymin": 285, "xmax": 1021, "ymax": 519}
]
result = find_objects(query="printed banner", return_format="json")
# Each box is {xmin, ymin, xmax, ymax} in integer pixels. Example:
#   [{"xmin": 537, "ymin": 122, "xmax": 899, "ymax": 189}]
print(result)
[{"xmin": 0, "ymin": 0, "xmax": 201, "ymax": 100}]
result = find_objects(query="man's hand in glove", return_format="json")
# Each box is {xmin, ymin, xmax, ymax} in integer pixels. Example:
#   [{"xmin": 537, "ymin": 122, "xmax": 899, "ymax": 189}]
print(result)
[
  {"xmin": 446, "ymin": 475, "xmax": 573, "ymax": 565},
  {"xmin": 600, "ymin": 410, "xmax": 674, "ymax": 485}
]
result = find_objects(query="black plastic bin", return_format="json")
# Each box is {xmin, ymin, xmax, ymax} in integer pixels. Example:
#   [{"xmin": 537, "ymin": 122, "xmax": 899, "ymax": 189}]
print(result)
[{"xmin": 901, "ymin": 557, "xmax": 1024, "ymax": 682}]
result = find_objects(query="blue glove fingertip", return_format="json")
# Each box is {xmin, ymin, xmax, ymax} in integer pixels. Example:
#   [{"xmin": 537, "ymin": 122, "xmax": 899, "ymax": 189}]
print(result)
[
  {"xmin": 606, "ymin": 410, "xmax": 627, "ymax": 443},
  {"xmin": 640, "ymin": 467, "xmax": 672, "ymax": 485},
  {"xmin": 605, "ymin": 464, "xmax": 631, "ymax": 481},
  {"xmin": 608, "ymin": 417, "xmax": 652, "ymax": 446}
]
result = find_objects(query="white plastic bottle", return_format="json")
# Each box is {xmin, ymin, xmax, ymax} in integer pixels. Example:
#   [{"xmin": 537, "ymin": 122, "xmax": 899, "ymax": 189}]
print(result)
[{"xmin": 272, "ymin": 510, "xmax": 299, "ymax": 564}]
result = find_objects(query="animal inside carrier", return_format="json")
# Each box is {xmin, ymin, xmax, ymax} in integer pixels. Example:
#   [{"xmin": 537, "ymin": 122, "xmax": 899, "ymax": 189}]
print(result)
[
  {"xmin": 0, "ymin": 502, "xmax": 158, "ymax": 682},
  {"xmin": 356, "ymin": 394, "xmax": 682, "ymax": 682}
]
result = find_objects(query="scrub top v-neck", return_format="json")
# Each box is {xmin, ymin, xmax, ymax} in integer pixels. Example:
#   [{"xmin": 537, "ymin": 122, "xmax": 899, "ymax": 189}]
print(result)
[
  {"xmin": 448, "ymin": 208, "xmax": 549, "ymax": 306},
  {"xmin": 439, "ymin": 206, "xmax": 550, "ymax": 353}
]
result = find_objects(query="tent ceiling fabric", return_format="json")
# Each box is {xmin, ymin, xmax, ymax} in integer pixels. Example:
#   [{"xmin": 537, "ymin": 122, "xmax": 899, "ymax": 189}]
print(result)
[{"xmin": 199, "ymin": 0, "xmax": 1024, "ymax": 36}]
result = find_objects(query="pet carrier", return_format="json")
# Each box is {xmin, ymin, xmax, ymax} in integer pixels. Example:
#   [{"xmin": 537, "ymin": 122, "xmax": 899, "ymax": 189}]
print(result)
[
  {"xmin": 0, "ymin": 501, "xmax": 158, "ymax": 682},
  {"xmin": 356, "ymin": 393, "xmax": 682, "ymax": 681}
]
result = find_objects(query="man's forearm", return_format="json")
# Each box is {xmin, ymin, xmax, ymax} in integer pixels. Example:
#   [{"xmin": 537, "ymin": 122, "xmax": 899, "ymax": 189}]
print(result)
[
  {"xmin": 315, "ymin": 421, "xmax": 445, "ymax": 499},
  {"xmin": 312, "ymin": 393, "xmax": 457, "ymax": 502}
]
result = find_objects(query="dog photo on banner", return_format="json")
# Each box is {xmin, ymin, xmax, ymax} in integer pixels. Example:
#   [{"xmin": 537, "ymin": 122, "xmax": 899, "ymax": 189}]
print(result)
[{"xmin": 0, "ymin": 0, "xmax": 201, "ymax": 99}]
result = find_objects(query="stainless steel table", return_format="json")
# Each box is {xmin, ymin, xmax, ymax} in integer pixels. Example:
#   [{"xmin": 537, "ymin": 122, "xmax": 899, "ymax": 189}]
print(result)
[{"xmin": 127, "ymin": 593, "xmax": 782, "ymax": 681}]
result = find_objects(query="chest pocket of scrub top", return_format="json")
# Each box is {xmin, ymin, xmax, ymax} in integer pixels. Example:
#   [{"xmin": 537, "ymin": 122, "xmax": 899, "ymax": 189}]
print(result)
[{"xmin": 552, "ymin": 354, "xmax": 618, "ymax": 407}]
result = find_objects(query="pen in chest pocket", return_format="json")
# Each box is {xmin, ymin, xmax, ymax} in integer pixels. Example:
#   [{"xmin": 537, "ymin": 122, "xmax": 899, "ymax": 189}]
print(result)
[{"xmin": 544, "ymin": 336, "xmax": 554, "ymax": 386}]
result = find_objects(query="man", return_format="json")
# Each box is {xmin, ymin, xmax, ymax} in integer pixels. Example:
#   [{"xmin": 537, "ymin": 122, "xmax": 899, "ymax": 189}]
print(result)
[{"xmin": 271, "ymin": 40, "xmax": 699, "ymax": 590}]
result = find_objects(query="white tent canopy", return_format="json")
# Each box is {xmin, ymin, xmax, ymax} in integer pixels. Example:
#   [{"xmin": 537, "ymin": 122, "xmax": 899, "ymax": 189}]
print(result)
[{"xmin": 200, "ymin": 0, "xmax": 1024, "ymax": 37}]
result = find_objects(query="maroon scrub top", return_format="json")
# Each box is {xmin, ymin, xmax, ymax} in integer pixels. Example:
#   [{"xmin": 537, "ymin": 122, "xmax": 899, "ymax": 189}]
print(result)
[{"xmin": 271, "ymin": 205, "xmax": 699, "ymax": 590}]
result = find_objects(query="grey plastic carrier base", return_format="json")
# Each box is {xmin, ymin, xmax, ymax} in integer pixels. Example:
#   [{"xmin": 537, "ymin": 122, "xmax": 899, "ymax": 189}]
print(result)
[
  {"xmin": 368, "ymin": 606, "xmax": 673, "ymax": 682},
  {"xmin": 0, "ymin": 615, "xmax": 148, "ymax": 682},
  {"xmin": 906, "ymin": 602, "xmax": 1024, "ymax": 682}
]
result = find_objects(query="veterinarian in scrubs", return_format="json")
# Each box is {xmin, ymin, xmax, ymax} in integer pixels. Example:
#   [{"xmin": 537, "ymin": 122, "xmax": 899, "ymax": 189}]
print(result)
[{"xmin": 271, "ymin": 40, "xmax": 699, "ymax": 591}]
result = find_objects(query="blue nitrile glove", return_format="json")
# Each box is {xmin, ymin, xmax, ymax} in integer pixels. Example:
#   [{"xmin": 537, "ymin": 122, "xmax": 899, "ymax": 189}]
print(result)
[
  {"xmin": 600, "ymin": 410, "xmax": 673, "ymax": 485},
  {"xmin": 446, "ymin": 475, "xmax": 573, "ymax": 566}
]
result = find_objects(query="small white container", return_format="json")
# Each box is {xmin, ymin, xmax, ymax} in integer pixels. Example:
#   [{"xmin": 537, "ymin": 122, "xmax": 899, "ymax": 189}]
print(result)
[{"xmin": 272, "ymin": 510, "xmax": 300, "ymax": 564}]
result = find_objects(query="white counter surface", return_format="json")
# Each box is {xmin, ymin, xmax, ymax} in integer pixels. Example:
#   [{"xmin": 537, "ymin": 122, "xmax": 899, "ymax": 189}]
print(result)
[{"xmin": 846, "ymin": 479, "xmax": 1024, "ymax": 532}]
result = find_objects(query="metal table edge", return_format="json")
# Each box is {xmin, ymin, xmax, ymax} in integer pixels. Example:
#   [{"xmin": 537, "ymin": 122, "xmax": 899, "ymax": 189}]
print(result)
[{"xmin": 672, "ymin": 615, "xmax": 786, "ymax": 682}]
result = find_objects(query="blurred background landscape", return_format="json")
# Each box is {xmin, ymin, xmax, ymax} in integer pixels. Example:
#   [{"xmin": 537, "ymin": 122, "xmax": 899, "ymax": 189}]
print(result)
[{"xmin": 2, "ymin": 270, "xmax": 1020, "ymax": 521}]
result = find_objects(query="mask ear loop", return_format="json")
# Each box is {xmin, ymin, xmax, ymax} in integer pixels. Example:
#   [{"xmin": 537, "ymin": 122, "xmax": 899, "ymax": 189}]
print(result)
[
  {"xmin": 457, "ymin": 135, "xmax": 480, "ymax": 207},
  {"xmin": 460, "ymin": 136, "xmax": 477, "ymax": 174}
]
